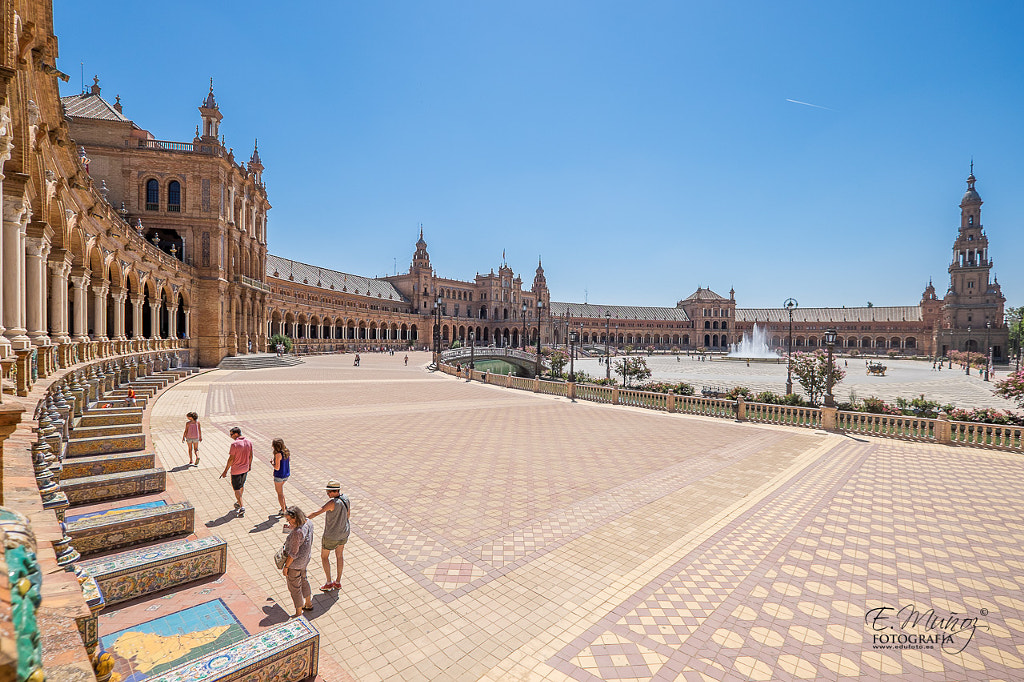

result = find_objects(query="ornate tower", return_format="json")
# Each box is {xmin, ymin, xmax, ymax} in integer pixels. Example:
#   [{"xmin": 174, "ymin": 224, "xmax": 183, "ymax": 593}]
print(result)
[
  {"xmin": 198, "ymin": 79, "xmax": 222, "ymax": 140},
  {"xmin": 410, "ymin": 227, "xmax": 433, "ymax": 312},
  {"xmin": 939, "ymin": 169, "xmax": 1008, "ymax": 358}
]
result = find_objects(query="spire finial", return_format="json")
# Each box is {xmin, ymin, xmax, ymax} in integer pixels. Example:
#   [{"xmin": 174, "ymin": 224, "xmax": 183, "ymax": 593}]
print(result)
[
  {"xmin": 254, "ymin": 137, "xmax": 258, "ymax": 151},
  {"xmin": 209, "ymin": 77, "xmax": 214, "ymax": 93},
  {"xmin": 970, "ymin": 158, "xmax": 974, "ymax": 175}
]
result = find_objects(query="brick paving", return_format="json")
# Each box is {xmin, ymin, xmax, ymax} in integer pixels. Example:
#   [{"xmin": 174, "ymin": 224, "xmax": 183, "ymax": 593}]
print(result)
[{"xmin": 149, "ymin": 352, "xmax": 1024, "ymax": 681}]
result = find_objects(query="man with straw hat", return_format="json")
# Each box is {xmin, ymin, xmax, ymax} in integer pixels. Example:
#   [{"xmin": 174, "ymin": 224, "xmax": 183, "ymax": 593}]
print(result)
[{"xmin": 308, "ymin": 479, "xmax": 351, "ymax": 591}]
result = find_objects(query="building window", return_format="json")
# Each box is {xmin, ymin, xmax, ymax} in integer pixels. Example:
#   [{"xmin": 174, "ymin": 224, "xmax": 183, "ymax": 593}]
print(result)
[
  {"xmin": 146, "ymin": 179, "xmax": 159, "ymax": 211},
  {"xmin": 168, "ymin": 181, "xmax": 181, "ymax": 212},
  {"xmin": 968, "ymin": 215, "xmax": 974, "ymax": 226}
]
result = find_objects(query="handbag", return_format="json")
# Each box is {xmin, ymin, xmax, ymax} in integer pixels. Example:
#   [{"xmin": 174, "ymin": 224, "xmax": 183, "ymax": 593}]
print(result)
[{"xmin": 274, "ymin": 544, "xmax": 287, "ymax": 570}]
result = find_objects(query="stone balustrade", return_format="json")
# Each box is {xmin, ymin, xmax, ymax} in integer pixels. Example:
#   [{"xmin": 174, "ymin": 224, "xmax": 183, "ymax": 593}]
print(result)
[{"xmin": 439, "ymin": 361, "xmax": 1024, "ymax": 454}]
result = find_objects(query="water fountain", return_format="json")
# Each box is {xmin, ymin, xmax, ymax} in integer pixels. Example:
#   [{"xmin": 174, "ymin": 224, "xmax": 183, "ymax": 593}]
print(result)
[{"xmin": 725, "ymin": 323, "xmax": 779, "ymax": 361}]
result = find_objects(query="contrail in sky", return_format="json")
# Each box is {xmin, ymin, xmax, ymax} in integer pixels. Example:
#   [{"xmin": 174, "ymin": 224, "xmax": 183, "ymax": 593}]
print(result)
[{"xmin": 786, "ymin": 98, "xmax": 834, "ymax": 111}]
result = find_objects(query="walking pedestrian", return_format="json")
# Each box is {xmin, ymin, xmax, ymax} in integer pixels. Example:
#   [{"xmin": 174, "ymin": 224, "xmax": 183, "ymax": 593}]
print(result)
[
  {"xmin": 181, "ymin": 411, "xmax": 202, "ymax": 466},
  {"xmin": 282, "ymin": 506, "xmax": 314, "ymax": 617},
  {"xmin": 220, "ymin": 426, "xmax": 254, "ymax": 517},
  {"xmin": 404, "ymin": 354, "xmax": 409, "ymax": 366},
  {"xmin": 272, "ymin": 438, "xmax": 291, "ymax": 515},
  {"xmin": 308, "ymin": 479, "xmax": 351, "ymax": 591}
]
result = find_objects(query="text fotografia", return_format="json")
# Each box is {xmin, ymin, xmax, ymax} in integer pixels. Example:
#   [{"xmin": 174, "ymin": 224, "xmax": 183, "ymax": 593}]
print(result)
[{"xmin": 865, "ymin": 604, "xmax": 985, "ymax": 654}]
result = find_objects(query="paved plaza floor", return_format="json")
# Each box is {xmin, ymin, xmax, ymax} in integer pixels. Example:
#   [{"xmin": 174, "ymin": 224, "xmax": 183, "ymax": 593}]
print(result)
[
  {"xmin": 574, "ymin": 355, "xmax": 1020, "ymax": 411},
  {"xmin": 150, "ymin": 352, "xmax": 1024, "ymax": 681}
]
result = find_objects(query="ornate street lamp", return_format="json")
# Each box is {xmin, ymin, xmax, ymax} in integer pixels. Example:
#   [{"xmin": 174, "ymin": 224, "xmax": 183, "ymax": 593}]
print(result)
[
  {"xmin": 535, "ymin": 300, "xmax": 544, "ymax": 377},
  {"xmin": 965, "ymin": 325, "xmax": 971, "ymax": 375},
  {"xmin": 823, "ymin": 328, "xmax": 838, "ymax": 407},
  {"xmin": 433, "ymin": 294, "xmax": 442, "ymax": 364},
  {"xmin": 468, "ymin": 328, "xmax": 475, "ymax": 377},
  {"xmin": 784, "ymin": 298, "xmax": 798, "ymax": 394},
  {"xmin": 985, "ymin": 320, "xmax": 991, "ymax": 381},
  {"xmin": 605, "ymin": 311, "xmax": 612, "ymax": 381},
  {"xmin": 569, "ymin": 330, "xmax": 578, "ymax": 382},
  {"xmin": 521, "ymin": 301, "xmax": 527, "ymax": 350}
]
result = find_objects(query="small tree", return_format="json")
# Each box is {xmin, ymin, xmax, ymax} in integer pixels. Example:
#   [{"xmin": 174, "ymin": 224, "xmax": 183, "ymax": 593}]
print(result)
[
  {"xmin": 549, "ymin": 350, "xmax": 568, "ymax": 377},
  {"xmin": 270, "ymin": 333, "xmax": 292, "ymax": 353},
  {"xmin": 791, "ymin": 350, "xmax": 846, "ymax": 406},
  {"xmin": 995, "ymin": 369, "xmax": 1024, "ymax": 409},
  {"xmin": 613, "ymin": 356, "xmax": 652, "ymax": 387}
]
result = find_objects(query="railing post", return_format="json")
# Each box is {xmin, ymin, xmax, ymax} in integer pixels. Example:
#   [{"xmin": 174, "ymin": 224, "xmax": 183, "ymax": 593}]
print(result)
[
  {"xmin": 821, "ymin": 406, "xmax": 838, "ymax": 431},
  {"xmin": 666, "ymin": 393, "xmax": 675, "ymax": 413},
  {"xmin": 936, "ymin": 412, "xmax": 952, "ymax": 444},
  {"xmin": 568, "ymin": 381, "xmax": 576, "ymax": 401},
  {"xmin": 735, "ymin": 396, "xmax": 746, "ymax": 421},
  {"xmin": 534, "ymin": 377, "xmax": 540, "ymax": 393},
  {"xmin": 611, "ymin": 387, "xmax": 619, "ymax": 405}
]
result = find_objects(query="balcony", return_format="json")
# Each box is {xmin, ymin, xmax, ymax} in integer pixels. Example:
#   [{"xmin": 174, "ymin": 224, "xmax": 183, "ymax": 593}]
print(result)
[{"xmin": 235, "ymin": 275, "xmax": 271, "ymax": 293}]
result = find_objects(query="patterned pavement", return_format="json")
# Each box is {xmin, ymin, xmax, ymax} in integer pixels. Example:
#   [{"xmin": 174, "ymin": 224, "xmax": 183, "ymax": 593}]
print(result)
[{"xmin": 149, "ymin": 352, "xmax": 1024, "ymax": 681}]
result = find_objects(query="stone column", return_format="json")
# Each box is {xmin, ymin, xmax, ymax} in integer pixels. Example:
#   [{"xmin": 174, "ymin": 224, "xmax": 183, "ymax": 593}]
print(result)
[
  {"xmin": 70, "ymin": 274, "xmax": 90, "ymax": 341},
  {"xmin": 25, "ymin": 237, "xmax": 50, "ymax": 346},
  {"xmin": 2, "ymin": 197, "xmax": 30, "ymax": 349},
  {"xmin": 167, "ymin": 304, "xmax": 178, "ymax": 339},
  {"xmin": 91, "ymin": 280, "xmax": 109, "ymax": 340},
  {"xmin": 48, "ymin": 258, "xmax": 70, "ymax": 342},
  {"xmin": 111, "ymin": 288, "xmax": 127, "ymax": 339},
  {"xmin": 131, "ymin": 296, "xmax": 143, "ymax": 339},
  {"xmin": 150, "ymin": 298, "xmax": 162, "ymax": 339}
]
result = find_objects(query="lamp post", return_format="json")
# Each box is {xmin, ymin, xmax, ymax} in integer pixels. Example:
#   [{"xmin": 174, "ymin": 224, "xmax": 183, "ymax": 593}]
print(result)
[
  {"xmin": 578, "ymin": 323, "xmax": 583, "ymax": 360},
  {"xmin": 985, "ymin": 321, "xmax": 991, "ymax": 381},
  {"xmin": 469, "ymin": 328, "xmax": 475, "ymax": 377},
  {"xmin": 535, "ymin": 300, "xmax": 543, "ymax": 377},
  {"xmin": 784, "ymin": 298, "xmax": 798, "ymax": 394},
  {"xmin": 433, "ymin": 295, "xmax": 443, "ymax": 364},
  {"xmin": 605, "ymin": 311, "xmax": 612, "ymax": 381},
  {"xmin": 965, "ymin": 326, "xmax": 971, "ymax": 375},
  {"xmin": 569, "ymin": 330, "xmax": 578, "ymax": 382},
  {"xmin": 824, "ymin": 328, "xmax": 837, "ymax": 407},
  {"xmin": 1018, "ymin": 317, "xmax": 1023, "ymax": 372},
  {"xmin": 521, "ymin": 302, "xmax": 527, "ymax": 349}
]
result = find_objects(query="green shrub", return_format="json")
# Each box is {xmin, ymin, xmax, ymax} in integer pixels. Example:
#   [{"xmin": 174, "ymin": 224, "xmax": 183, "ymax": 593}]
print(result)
[{"xmin": 269, "ymin": 333, "xmax": 292, "ymax": 352}]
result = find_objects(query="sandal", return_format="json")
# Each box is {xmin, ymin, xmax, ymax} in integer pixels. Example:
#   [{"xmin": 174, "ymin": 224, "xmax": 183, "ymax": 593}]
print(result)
[
  {"xmin": 302, "ymin": 604, "xmax": 314, "ymax": 611},
  {"xmin": 331, "ymin": 581, "xmax": 341, "ymax": 590},
  {"xmin": 319, "ymin": 583, "xmax": 333, "ymax": 592}
]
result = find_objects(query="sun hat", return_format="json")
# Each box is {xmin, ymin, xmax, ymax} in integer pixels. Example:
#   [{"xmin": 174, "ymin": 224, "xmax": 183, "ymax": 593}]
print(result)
[{"xmin": 326, "ymin": 479, "xmax": 342, "ymax": 491}]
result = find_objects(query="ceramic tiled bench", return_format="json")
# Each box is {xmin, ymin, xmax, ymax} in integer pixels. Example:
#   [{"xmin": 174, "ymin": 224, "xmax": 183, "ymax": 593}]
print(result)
[
  {"xmin": 68, "ymin": 501, "xmax": 195, "ymax": 556},
  {"xmin": 66, "ymin": 433, "xmax": 146, "ymax": 457},
  {"xmin": 146, "ymin": 617, "xmax": 319, "ymax": 682},
  {"xmin": 62, "ymin": 468, "xmax": 166, "ymax": 505},
  {"xmin": 62, "ymin": 452, "xmax": 155, "ymax": 479},
  {"xmin": 80, "ymin": 536, "xmax": 226, "ymax": 605}
]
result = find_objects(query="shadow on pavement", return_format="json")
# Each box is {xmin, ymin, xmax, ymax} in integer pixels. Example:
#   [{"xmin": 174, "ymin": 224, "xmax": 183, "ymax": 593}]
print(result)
[
  {"xmin": 249, "ymin": 514, "xmax": 282, "ymax": 533},
  {"xmin": 260, "ymin": 601, "xmax": 291, "ymax": 627},
  {"xmin": 205, "ymin": 510, "xmax": 239, "ymax": 528}
]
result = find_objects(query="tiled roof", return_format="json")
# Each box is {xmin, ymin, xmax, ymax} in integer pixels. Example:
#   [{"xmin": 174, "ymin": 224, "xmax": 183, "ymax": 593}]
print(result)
[
  {"xmin": 681, "ymin": 287, "xmax": 729, "ymax": 302},
  {"xmin": 549, "ymin": 301, "xmax": 690, "ymax": 322},
  {"xmin": 61, "ymin": 93, "xmax": 132, "ymax": 123},
  {"xmin": 736, "ymin": 306, "xmax": 923, "ymax": 323},
  {"xmin": 266, "ymin": 254, "xmax": 409, "ymax": 303}
]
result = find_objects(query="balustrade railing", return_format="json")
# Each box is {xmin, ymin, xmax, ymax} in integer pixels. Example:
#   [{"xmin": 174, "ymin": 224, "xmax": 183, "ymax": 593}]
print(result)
[
  {"xmin": 746, "ymin": 402, "xmax": 822, "ymax": 428},
  {"xmin": 949, "ymin": 420, "xmax": 1024, "ymax": 450},
  {"xmin": 436, "ymin": 360, "xmax": 1024, "ymax": 454}
]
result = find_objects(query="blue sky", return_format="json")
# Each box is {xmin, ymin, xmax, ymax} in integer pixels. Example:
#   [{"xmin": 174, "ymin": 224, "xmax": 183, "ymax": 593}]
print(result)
[{"xmin": 56, "ymin": 2, "xmax": 1024, "ymax": 310}]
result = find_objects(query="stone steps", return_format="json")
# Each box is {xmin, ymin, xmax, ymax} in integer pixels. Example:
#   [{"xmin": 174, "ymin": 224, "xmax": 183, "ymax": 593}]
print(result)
[
  {"xmin": 69, "ymin": 422, "xmax": 143, "ymax": 439},
  {"xmin": 79, "ymin": 536, "xmax": 226, "ymax": 606},
  {"xmin": 218, "ymin": 354, "xmax": 304, "ymax": 370},
  {"xmin": 145, "ymin": 617, "xmax": 319, "ymax": 682},
  {"xmin": 62, "ymin": 468, "xmax": 166, "ymax": 506},
  {"xmin": 62, "ymin": 452, "xmax": 154, "ymax": 479},
  {"xmin": 67, "ymin": 501, "xmax": 195, "ymax": 556},
  {"xmin": 65, "ymin": 433, "xmax": 146, "ymax": 457},
  {"xmin": 76, "ymin": 411, "xmax": 143, "ymax": 428}
]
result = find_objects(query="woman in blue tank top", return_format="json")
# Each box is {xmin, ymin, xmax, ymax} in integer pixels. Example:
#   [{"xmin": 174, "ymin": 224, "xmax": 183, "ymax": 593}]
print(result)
[{"xmin": 272, "ymin": 438, "xmax": 291, "ymax": 515}]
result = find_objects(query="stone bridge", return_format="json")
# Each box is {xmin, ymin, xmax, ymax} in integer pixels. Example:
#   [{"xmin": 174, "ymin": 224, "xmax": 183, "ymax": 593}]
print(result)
[{"xmin": 440, "ymin": 347, "xmax": 550, "ymax": 377}]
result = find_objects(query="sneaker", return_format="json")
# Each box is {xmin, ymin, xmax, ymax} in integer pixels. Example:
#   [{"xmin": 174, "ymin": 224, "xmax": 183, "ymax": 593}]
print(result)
[
  {"xmin": 331, "ymin": 581, "xmax": 341, "ymax": 590},
  {"xmin": 233, "ymin": 502, "xmax": 241, "ymax": 510},
  {"xmin": 320, "ymin": 582, "xmax": 333, "ymax": 592},
  {"xmin": 237, "ymin": 507, "xmax": 245, "ymax": 518}
]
